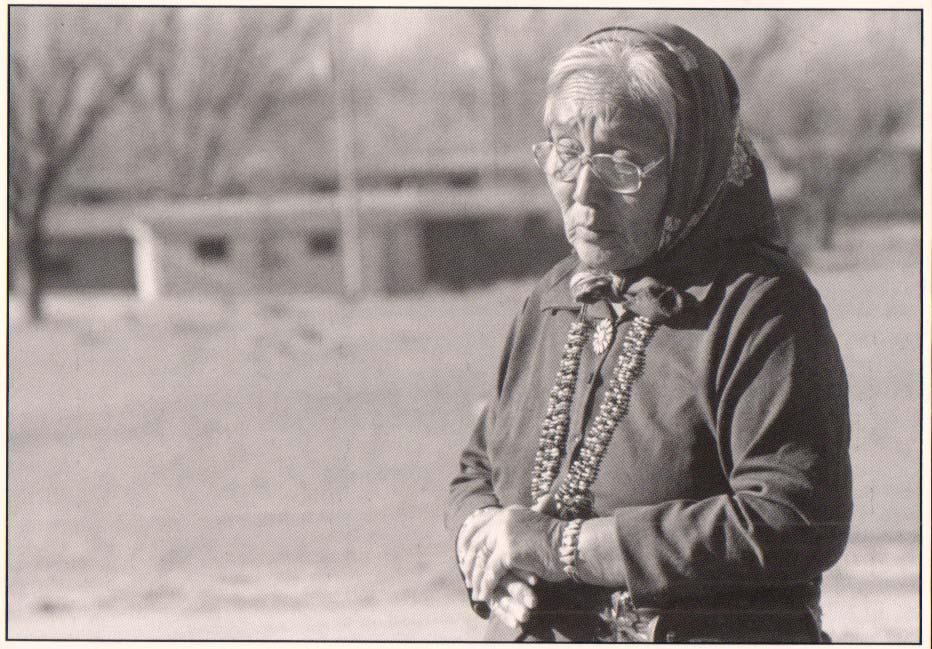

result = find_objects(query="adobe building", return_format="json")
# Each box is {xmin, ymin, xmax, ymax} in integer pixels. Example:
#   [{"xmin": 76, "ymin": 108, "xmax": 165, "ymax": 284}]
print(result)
[{"xmin": 31, "ymin": 187, "xmax": 561, "ymax": 299}]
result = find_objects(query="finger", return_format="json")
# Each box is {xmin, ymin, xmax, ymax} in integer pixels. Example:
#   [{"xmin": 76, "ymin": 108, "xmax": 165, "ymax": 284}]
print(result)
[
  {"xmin": 508, "ymin": 598, "xmax": 533, "ymax": 624},
  {"xmin": 505, "ymin": 578, "xmax": 537, "ymax": 609},
  {"xmin": 460, "ymin": 543, "xmax": 475, "ymax": 587},
  {"xmin": 457, "ymin": 511, "xmax": 493, "ymax": 558},
  {"xmin": 461, "ymin": 529, "xmax": 490, "ymax": 588},
  {"xmin": 497, "ymin": 590, "xmax": 533, "ymax": 624},
  {"xmin": 459, "ymin": 534, "xmax": 479, "ymax": 584},
  {"xmin": 490, "ymin": 598, "xmax": 519, "ymax": 629},
  {"xmin": 476, "ymin": 549, "xmax": 509, "ymax": 602},
  {"xmin": 490, "ymin": 585, "xmax": 529, "ymax": 629},
  {"xmin": 531, "ymin": 494, "xmax": 557, "ymax": 516},
  {"xmin": 511, "ymin": 568, "xmax": 539, "ymax": 587},
  {"xmin": 470, "ymin": 544, "xmax": 493, "ymax": 598}
]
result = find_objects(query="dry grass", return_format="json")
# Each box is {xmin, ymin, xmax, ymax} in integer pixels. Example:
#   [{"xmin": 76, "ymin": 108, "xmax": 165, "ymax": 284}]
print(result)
[{"xmin": 7, "ymin": 221, "xmax": 921, "ymax": 640}]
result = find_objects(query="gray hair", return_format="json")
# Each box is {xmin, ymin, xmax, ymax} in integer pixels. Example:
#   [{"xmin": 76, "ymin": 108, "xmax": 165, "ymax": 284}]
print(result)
[{"xmin": 543, "ymin": 38, "xmax": 678, "ymax": 160}]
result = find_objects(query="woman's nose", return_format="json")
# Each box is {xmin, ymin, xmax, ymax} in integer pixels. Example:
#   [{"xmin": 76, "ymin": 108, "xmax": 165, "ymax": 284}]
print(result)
[{"xmin": 572, "ymin": 163, "xmax": 603, "ymax": 207}]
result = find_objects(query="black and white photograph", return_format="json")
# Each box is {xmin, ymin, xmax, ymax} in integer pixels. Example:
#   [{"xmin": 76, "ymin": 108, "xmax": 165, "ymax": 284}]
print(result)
[{"xmin": 6, "ymin": 4, "xmax": 925, "ymax": 643}]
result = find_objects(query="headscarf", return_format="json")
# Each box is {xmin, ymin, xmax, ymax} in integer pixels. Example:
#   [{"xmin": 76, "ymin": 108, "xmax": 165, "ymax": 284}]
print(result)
[{"xmin": 568, "ymin": 22, "xmax": 785, "ymax": 314}]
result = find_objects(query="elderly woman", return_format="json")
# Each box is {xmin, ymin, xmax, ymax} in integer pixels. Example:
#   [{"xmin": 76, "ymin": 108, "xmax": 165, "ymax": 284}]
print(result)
[{"xmin": 446, "ymin": 22, "xmax": 851, "ymax": 643}]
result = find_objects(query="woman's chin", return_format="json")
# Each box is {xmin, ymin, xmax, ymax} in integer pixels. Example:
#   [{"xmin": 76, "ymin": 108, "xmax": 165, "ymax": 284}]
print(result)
[{"xmin": 574, "ymin": 242, "xmax": 644, "ymax": 271}]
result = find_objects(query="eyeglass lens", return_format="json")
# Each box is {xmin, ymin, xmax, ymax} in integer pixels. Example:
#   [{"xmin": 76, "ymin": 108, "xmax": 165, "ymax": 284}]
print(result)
[{"xmin": 534, "ymin": 141, "xmax": 644, "ymax": 193}]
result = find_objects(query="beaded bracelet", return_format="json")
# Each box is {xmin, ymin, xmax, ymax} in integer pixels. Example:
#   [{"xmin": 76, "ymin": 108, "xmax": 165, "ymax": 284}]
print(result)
[{"xmin": 558, "ymin": 518, "xmax": 584, "ymax": 582}]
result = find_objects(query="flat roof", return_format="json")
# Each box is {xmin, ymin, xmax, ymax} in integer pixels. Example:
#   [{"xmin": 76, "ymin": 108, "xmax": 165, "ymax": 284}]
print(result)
[{"xmin": 45, "ymin": 186, "xmax": 559, "ymax": 236}]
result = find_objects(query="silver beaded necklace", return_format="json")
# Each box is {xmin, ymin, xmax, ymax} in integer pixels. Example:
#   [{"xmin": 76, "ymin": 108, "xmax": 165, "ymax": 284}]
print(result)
[{"xmin": 531, "ymin": 311, "xmax": 658, "ymax": 519}]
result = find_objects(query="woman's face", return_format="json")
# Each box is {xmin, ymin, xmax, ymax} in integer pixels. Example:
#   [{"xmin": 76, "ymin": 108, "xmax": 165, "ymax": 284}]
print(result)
[{"xmin": 544, "ymin": 100, "xmax": 670, "ymax": 271}]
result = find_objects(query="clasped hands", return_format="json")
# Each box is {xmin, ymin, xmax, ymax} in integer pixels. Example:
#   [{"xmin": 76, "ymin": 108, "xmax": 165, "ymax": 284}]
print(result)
[{"xmin": 457, "ymin": 496, "xmax": 567, "ymax": 629}]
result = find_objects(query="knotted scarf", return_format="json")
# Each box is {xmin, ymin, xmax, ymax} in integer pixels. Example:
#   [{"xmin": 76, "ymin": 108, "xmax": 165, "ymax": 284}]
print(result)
[{"xmin": 570, "ymin": 272, "xmax": 685, "ymax": 322}]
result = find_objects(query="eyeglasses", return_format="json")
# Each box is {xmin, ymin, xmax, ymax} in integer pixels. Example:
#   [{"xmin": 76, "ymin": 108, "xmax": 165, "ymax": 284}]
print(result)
[{"xmin": 532, "ymin": 139, "xmax": 664, "ymax": 195}]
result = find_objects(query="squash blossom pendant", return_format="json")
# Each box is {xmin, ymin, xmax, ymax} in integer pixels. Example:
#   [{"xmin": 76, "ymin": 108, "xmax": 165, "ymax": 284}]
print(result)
[{"xmin": 592, "ymin": 318, "xmax": 614, "ymax": 354}]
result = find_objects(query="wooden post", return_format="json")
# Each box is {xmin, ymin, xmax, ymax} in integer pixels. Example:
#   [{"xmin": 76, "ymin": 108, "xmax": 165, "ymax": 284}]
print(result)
[
  {"xmin": 327, "ymin": 12, "xmax": 363, "ymax": 298},
  {"xmin": 130, "ymin": 221, "xmax": 160, "ymax": 301}
]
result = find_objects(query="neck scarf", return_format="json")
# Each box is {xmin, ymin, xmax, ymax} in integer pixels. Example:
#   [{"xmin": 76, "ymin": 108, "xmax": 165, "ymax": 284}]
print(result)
[{"xmin": 569, "ymin": 272, "xmax": 685, "ymax": 322}]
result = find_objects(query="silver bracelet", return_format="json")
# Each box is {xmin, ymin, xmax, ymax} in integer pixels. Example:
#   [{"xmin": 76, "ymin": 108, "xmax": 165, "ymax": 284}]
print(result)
[{"xmin": 558, "ymin": 518, "xmax": 584, "ymax": 582}]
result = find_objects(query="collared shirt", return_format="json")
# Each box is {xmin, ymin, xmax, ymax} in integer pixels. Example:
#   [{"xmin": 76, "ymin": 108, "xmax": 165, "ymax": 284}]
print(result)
[{"xmin": 446, "ymin": 241, "xmax": 852, "ymax": 641}]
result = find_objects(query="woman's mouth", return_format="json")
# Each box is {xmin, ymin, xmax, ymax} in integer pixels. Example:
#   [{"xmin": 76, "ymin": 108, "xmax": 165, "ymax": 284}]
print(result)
[{"xmin": 573, "ymin": 226, "xmax": 616, "ymax": 243}]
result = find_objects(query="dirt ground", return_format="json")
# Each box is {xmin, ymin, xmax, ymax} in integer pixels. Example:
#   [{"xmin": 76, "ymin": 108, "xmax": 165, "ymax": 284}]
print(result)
[{"xmin": 7, "ymin": 221, "xmax": 921, "ymax": 641}]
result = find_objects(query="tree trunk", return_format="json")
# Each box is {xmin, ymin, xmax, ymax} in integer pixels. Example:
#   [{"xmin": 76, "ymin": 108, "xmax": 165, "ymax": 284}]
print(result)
[
  {"xmin": 17, "ymin": 193, "xmax": 52, "ymax": 323},
  {"xmin": 820, "ymin": 204, "xmax": 838, "ymax": 250},
  {"xmin": 22, "ymin": 222, "xmax": 45, "ymax": 322},
  {"xmin": 818, "ymin": 178, "xmax": 845, "ymax": 250}
]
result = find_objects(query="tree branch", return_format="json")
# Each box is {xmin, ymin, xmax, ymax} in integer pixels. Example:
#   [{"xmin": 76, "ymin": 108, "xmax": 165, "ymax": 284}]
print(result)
[{"xmin": 56, "ymin": 34, "xmax": 153, "ymax": 170}]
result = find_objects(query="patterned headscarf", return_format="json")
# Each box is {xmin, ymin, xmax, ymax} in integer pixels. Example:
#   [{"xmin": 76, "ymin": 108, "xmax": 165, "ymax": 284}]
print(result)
[{"xmin": 570, "ymin": 22, "xmax": 785, "ymax": 309}]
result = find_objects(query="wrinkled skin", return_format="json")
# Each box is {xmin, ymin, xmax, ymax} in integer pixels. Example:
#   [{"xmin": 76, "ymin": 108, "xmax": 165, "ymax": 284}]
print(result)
[
  {"xmin": 458, "ymin": 497, "xmax": 566, "ymax": 627},
  {"xmin": 458, "ymin": 508, "xmax": 541, "ymax": 628},
  {"xmin": 544, "ymin": 100, "xmax": 670, "ymax": 271}
]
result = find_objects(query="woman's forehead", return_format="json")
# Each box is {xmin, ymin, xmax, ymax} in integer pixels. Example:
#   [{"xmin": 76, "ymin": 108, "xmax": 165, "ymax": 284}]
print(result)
[{"xmin": 547, "ymin": 98, "xmax": 667, "ymax": 153}]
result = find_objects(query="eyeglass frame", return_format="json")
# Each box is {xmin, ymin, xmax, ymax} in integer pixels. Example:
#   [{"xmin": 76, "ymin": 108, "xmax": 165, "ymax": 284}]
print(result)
[{"xmin": 531, "ymin": 139, "xmax": 665, "ymax": 195}]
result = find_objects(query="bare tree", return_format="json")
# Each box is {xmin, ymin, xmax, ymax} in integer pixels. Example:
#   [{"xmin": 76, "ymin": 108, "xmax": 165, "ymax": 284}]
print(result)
[
  {"xmin": 469, "ymin": 11, "xmax": 511, "ymax": 167},
  {"xmin": 735, "ymin": 13, "xmax": 916, "ymax": 250},
  {"xmin": 10, "ymin": 7, "xmax": 156, "ymax": 321},
  {"xmin": 768, "ymin": 108, "xmax": 907, "ymax": 250},
  {"xmin": 465, "ymin": 10, "xmax": 556, "ymax": 170},
  {"xmin": 149, "ymin": 8, "xmax": 323, "ymax": 199}
]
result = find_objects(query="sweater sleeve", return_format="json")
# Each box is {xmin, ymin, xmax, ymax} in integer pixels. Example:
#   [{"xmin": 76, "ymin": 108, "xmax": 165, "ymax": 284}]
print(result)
[
  {"xmin": 610, "ymin": 272, "xmax": 853, "ymax": 606},
  {"xmin": 445, "ymin": 303, "xmax": 527, "ymax": 617},
  {"xmin": 446, "ymin": 403, "xmax": 502, "ymax": 540}
]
